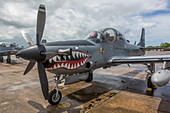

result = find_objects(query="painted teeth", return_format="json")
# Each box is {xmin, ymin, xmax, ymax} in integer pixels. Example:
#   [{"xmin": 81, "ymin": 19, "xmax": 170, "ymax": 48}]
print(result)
[
  {"xmin": 74, "ymin": 64, "xmax": 77, "ymax": 69},
  {"xmin": 82, "ymin": 53, "xmax": 85, "ymax": 57},
  {"xmin": 58, "ymin": 64, "xmax": 60, "ymax": 68},
  {"xmin": 54, "ymin": 64, "xmax": 57, "ymax": 69},
  {"xmin": 81, "ymin": 61, "xmax": 83, "ymax": 65},
  {"xmin": 61, "ymin": 63, "xmax": 64, "ymax": 67},
  {"xmin": 48, "ymin": 51, "xmax": 88, "ymax": 63},
  {"xmin": 47, "ymin": 51, "xmax": 89, "ymax": 70},
  {"xmin": 57, "ymin": 56, "xmax": 61, "ymax": 61},
  {"xmin": 68, "ymin": 55, "xmax": 71, "ymax": 59},
  {"xmin": 65, "ymin": 63, "xmax": 68, "ymax": 68},
  {"xmin": 72, "ymin": 51, "xmax": 76, "ymax": 58},
  {"xmin": 48, "ymin": 58, "xmax": 87, "ymax": 70},
  {"xmin": 71, "ymin": 51, "xmax": 88, "ymax": 59},
  {"xmin": 77, "ymin": 63, "xmax": 80, "ymax": 67},
  {"xmin": 49, "ymin": 59, "xmax": 52, "ymax": 63},
  {"xmin": 71, "ymin": 65, "xmax": 74, "ymax": 69},
  {"xmin": 52, "ymin": 57, "xmax": 56, "ymax": 62},
  {"xmin": 63, "ymin": 56, "xmax": 66, "ymax": 60},
  {"xmin": 67, "ymin": 63, "xmax": 70, "ymax": 69}
]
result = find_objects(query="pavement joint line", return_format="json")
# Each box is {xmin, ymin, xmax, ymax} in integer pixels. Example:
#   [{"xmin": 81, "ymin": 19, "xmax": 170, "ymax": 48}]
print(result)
[{"xmin": 80, "ymin": 90, "xmax": 120, "ymax": 113}]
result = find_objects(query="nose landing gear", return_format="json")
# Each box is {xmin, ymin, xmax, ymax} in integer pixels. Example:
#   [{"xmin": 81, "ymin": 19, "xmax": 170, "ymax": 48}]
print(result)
[
  {"xmin": 48, "ymin": 89, "xmax": 62, "ymax": 105},
  {"xmin": 48, "ymin": 75, "xmax": 64, "ymax": 105}
]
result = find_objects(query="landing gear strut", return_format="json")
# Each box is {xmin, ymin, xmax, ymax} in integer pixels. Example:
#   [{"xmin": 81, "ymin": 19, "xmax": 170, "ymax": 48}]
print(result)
[
  {"xmin": 6, "ymin": 55, "xmax": 11, "ymax": 63},
  {"xmin": 0, "ymin": 57, "xmax": 4, "ymax": 62},
  {"xmin": 145, "ymin": 63, "xmax": 157, "ymax": 92},
  {"xmin": 48, "ymin": 75, "xmax": 64, "ymax": 105}
]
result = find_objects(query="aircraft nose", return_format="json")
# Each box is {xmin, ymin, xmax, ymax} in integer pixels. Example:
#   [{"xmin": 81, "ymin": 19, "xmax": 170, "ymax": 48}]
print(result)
[{"xmin": 16, "ymin": 45, "xmax": 46, "ymax": 62}]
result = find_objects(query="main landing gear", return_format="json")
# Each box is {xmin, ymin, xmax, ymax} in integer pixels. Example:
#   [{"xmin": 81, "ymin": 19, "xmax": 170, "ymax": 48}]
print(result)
[
  {"xmin": 48, "ymin": 75, "xmax": 64, "ymax": 105},
  {"xmin": 0, "ymin": 57, "xmax": 4, "ymax": 62},
  {"xmin": 0, "ymin": 56, "xmax": 11, "ymax": 63},
  {"xmin": 145, "ymin": 63, "xmax": 157, "ymax": 93},
  {"xmin": 6, "ymin": 55, "xmax": 11, "ymax": 63},
  {"xmin": 86, "ymin": 71, "xmax": 93, "ymax": 82},
  {"xmin": 6, "ymin": 59, "xmax": 11, "ymax": 63}
]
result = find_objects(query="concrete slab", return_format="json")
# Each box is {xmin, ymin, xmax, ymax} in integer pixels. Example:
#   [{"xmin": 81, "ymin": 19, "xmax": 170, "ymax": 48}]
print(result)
[{"xmin": 88, "ymin": 91, "xmax": 165, "ymax": 113}]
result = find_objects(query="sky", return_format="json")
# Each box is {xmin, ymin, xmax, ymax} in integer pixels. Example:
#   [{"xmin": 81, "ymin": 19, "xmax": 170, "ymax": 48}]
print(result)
[{"xmin": 0, "ymin": 0, "xmax": 170, "ymax": 46}]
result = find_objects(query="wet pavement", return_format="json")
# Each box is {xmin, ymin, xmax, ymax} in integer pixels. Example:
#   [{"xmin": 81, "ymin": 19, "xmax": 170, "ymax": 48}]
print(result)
[{"xmin": 0, "ymin": 51, "xmax": 170, "ymax": 113}]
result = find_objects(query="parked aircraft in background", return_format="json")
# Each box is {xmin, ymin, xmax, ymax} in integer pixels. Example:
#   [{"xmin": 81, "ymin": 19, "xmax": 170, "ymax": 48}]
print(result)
[
  {"xmin": 0, "ymin": 42, "xmax": 23, "ymax": 63},
  {"xmin": 17, "ymin": 4, "xmax": 170, "ymax": 105}
]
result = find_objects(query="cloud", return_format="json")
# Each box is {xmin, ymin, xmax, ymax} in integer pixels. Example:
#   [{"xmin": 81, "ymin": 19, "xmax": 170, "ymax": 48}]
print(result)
[{"xmin": 0, "ymin": 0, "xmax": 169, "ymax": 46}]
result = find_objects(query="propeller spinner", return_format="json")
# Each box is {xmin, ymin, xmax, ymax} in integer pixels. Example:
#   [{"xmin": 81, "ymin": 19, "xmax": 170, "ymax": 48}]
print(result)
[{"xmin": 16, "ymin": 4, "xmax": 49, "ymax": 100}]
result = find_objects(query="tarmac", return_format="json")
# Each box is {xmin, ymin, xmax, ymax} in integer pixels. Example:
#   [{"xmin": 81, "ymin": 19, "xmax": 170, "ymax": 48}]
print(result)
[{"xmin": 0, "ymin": 51, "xmax": 170, "ymax": 113}]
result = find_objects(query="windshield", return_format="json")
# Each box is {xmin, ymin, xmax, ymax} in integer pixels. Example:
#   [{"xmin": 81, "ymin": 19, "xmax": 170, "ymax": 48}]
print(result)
[
  {"xmin": 86, "ymin": 28, "xmax": 126, "ymax": 43},
  {"xmin": 103, "ymin": 29, "xmax": 117, "ymax": 42},
  {"xmin": 86, "ymin": 31, "xmax": 105, "ymax": 43},
  {"xmin": 102, "ymin": 28, "xmax": 126, "ymax": 42}
]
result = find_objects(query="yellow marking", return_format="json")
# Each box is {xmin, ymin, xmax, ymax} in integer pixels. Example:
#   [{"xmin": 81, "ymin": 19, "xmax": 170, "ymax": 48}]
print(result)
[
  {"xmin": 154, "ymin": 86, "xmax": 157, "ymax": 89},
  {"xmin": 146, "ymin": 88, "xmax": 152, "ymax": 92},
  {"xmin": 57, "ymin": 102, "xmax": 71, "ymax": 108},
  {"xmin": 100, "ymin": 47, "xmax": 104, "ymax": 54}
]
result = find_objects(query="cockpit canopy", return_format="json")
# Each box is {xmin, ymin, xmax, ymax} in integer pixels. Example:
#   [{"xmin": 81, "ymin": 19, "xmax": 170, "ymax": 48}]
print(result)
[{"xmin": 87, "ymin": 28, "xmax": 126, "ymax": 43}]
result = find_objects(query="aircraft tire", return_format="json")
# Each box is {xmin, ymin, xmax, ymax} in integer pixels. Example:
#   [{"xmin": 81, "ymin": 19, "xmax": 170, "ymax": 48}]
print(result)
[
  {"xmin": 6, "ymin": 59, "xmax": 11, "ymax": 63},
  {"xmin": 86, "ymin": 72, "xmax": 93, "ymax": 82},
  {"xmin": 48, "ymin": 89, "xmax": 62, "ymax": 105}
]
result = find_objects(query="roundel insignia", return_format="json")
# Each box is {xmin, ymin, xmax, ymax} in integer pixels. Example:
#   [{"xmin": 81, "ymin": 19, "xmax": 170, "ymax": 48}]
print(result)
[{"xmin": 100, "ymin": 47, "xmax": 104, "ymax": 54}]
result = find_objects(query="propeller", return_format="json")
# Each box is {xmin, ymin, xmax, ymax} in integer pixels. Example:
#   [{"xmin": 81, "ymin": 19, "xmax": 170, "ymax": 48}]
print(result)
[
  {"xmin": 21, "ymin": 30, "xmax": 34, "ymax": 46},
  {"xmin": 23, "ymin": 61, "xmax": 35, "ymax": 75},
  {"xmin": 17, "ymin": 4, "xmax": 49, "ymax": 100},
  {"xmin": 36, "ymin": 4, "xmax": 46, "ymax": 45}
]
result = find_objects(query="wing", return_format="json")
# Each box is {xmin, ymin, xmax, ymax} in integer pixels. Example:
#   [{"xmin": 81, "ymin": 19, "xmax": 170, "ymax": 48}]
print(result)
[
  {"xmin": 0, "ymin": 50, "xmax": 18, "ymax": 56},
  {"xmin": 108, "ymin": 55, "xmax": 170, "ymax": 64}
]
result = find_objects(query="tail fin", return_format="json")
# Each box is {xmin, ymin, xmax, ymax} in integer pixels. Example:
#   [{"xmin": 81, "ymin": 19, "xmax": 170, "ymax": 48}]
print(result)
[{"xmin": 137, "ymin": 28, "xmax": 145, "ymax": 47}]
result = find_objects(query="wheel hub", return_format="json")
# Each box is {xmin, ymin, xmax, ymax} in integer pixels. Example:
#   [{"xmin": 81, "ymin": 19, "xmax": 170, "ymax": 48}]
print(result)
[{"xmin": 52, "ymin": 93, "xmax": 60, "ymax": 102}]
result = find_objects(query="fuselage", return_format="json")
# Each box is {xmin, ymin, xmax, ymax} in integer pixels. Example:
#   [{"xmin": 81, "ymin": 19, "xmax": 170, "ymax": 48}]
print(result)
[
  {"xmin": 42, "ymin": 28, "xmax": 144, "ymax": 75},
  {"xmin": 0, "ymin": 42, "xmax": 23, "ymax": 56}
]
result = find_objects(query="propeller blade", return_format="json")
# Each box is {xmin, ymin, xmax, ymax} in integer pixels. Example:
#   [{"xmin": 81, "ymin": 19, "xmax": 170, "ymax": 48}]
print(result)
[
  {"xmin": 37, "ymin": 62, "xmax": 49, "ymax": 100},
  {"xmin": 36, "ymin": 4, "xmax": 46, "ymax": 45},
  {"xmin": 24, "ymin": 61, "xmax": 36, "ymax": 75},
  {"xmin": 21, "ymin": 30, "xmax": 34, "ymax": 46}
]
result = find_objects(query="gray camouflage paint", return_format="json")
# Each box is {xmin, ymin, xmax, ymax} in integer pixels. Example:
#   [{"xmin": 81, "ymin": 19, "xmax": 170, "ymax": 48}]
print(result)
[{"xmin": 42, "ymin": 28, "xmax": 144, "ymax": 75}]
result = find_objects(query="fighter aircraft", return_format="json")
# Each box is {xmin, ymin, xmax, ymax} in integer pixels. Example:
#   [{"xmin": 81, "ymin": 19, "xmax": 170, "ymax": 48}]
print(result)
[
  {"xmin": 0, "ymin": 42, "xmax": 23, "ymax": 63},
  {"xmin": 16, "ymin": 4, "xmax": 170, "ymax": 105}
]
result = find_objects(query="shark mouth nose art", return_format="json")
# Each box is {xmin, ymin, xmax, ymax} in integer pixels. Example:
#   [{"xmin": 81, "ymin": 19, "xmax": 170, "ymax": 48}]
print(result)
[{"xmin": 47, "ymin": 50, "xmax": 89, "ymax": 70}]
